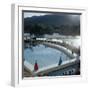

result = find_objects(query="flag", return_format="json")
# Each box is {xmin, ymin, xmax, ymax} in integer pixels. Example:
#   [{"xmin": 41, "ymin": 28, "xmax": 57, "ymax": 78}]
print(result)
[{"xmin": 34, "ymin": 60, "xmax": 38, "ymax": 71}]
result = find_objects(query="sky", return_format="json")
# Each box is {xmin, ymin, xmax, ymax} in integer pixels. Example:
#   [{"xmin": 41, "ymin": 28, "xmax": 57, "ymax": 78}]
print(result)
[{"xmin": 24, "ymin": 12, "xmax": 50, "ymax": 18}]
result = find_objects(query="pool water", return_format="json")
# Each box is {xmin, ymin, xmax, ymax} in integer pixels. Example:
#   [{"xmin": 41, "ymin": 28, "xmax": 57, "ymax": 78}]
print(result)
[{"xmin": 24, "ymin": 44, "xmax": 70, "ymax": 69}]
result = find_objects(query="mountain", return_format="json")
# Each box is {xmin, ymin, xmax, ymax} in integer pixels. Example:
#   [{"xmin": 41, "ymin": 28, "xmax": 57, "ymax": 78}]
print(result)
[{"xmin": 24, "ymin": 14, "xmax": 80, "ymax": 26}]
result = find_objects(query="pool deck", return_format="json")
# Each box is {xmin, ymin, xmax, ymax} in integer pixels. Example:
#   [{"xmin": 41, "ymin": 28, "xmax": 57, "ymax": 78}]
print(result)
[
  {"xmin": 43, "ymin": 42, "xmax": 76, "ymax": 58},
  {"xmin": 24, "ymin": 57, "xmax": 80, "ymax": 77},
  {"xmin": 34, "ymin": 57, "xmax": 80, "ymax": 76},
  {"xmin": 24, "ymin": 61, "xmax": 34, "ymax": 77}
]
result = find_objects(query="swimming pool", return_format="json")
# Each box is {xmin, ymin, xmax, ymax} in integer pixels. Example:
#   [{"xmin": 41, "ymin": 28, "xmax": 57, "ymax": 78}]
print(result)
[{"xmin": 24, "ymin": 44, "xmax": 70, "ymax": 69}]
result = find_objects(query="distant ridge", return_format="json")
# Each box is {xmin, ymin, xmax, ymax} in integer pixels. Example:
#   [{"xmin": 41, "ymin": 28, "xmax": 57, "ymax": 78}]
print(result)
[{"xmin": 24, "ymin": 14, "xmax": 80, "ymax": 26}]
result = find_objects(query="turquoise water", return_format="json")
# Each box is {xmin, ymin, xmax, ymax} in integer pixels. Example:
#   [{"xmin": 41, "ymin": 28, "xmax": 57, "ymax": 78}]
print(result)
[{"xmin": 24, "ymin": 44, "xmax": 70, "ymax": 69}]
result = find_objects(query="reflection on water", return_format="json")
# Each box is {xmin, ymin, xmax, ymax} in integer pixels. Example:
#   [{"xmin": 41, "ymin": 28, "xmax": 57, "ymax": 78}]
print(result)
[{"xmin": 24, "ymin": 44, "xmax": 70, "ymax": 69}]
